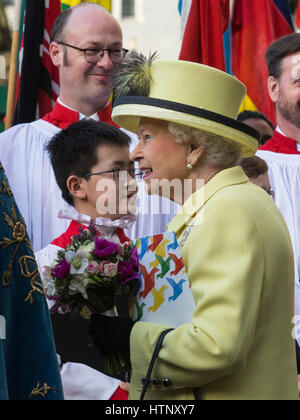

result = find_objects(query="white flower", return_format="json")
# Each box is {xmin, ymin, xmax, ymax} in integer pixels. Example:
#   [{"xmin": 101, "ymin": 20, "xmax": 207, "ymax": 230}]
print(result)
[
  {"xmin": 44, "ymin": 279, "xmax": 57, "ymax": 297},
  {"xmin": 65, "ymin": 250, "xmax": 76, "ymax": 263},
  {"xmin": 42, "ymin": 266, "xmax": 56, "ymax": 296},
  {"xmin": 42, "ymin": 266, "xmax": 53, "ymax": 285},
  {"xmin": 65, "ymin": 250, "xmax": 89, "ymax": 275},
  {"xmin": 69, "ymin": 278, "xmax": 89, "ymax": 300},
  {"xmin": 80, "ymin": 242, "xmax": 95, "ymax": 257},
  {"xmin": 58, "ymin": 306, "xmax": 71, "ymax": 315},
  {"xmin": 107, "ymin": 236, "xmax": 121, "ymax": 245}
]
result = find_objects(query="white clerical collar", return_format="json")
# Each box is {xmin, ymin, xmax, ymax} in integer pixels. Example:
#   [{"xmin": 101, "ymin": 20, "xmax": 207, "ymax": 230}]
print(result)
[
  {"xmin": 276, "ymin": 126, "xmax": 300, "ymax": 151},
  {"xmin": 57, "ymin": 97, "xmax": 99, "ymax": 121},
  {"xmin": 276, "ymin": 126, "xmax": 285, "ymax": 137}
]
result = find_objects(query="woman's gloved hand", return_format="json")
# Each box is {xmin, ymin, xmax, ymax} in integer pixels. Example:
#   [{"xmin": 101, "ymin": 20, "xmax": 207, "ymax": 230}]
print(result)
[{"xmin": 89, "ymin": 314, "xmax": 135, "ymax": 360}]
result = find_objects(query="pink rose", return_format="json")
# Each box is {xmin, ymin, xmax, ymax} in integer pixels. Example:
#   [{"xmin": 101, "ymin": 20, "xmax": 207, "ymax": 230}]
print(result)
[
  {"xmin": 86, "ymin": 261, "xmax": 100, "ymax": 275},
  {"xmin": 100, "ymin": 262, "xmax": 118, "ymax": 278},
  {"xmin": 99, "ymin": 261, "xmax": 110, "ymax": 273}
]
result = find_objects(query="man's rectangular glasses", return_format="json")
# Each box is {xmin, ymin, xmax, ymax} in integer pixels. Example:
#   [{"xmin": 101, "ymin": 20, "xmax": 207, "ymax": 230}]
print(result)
[{"xmin": 58, "ymin": 42, "xmax": 129, "ymax": 64}]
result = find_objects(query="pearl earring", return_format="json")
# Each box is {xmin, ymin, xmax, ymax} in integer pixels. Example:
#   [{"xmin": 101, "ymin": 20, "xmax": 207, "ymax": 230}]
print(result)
[{"xmin": 187, "ymin": 162, "xmax": 193, "ymax": 170}]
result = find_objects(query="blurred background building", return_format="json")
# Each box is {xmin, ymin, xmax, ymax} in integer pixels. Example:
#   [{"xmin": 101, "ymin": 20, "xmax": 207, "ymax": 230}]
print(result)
[{"xmin": 112, "ymin": 0, "xmax": 181, "ymax": 60}]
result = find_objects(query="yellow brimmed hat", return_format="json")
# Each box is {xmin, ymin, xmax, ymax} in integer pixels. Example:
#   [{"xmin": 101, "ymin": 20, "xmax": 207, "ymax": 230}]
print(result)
[{"xmin": 112, "ymin": 52, "xmax": 259, "ymax": 157}]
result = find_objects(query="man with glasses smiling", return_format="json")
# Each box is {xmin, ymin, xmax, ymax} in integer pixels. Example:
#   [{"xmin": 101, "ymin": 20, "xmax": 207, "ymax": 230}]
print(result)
[
  {"xmin": 0, "ymin": 3, "xmax": 172, "ymax": 255},
  {"xmin": 56, "ymin": 41, "xmax": 129, "ymax": 66}
]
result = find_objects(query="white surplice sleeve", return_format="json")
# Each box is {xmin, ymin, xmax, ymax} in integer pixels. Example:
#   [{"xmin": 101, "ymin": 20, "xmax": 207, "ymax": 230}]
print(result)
[
  {"xmin": 257, "ymin": 150, "xmax": 300, "ymax": 341},
  {"xmin": 35, "ymin": 245, "xmax": 120, "ymax": 400}
]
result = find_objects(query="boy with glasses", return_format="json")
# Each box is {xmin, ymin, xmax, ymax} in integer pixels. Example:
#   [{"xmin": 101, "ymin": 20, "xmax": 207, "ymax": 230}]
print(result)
[{"xmin": 36, "ymin": 119, "xmax": 139, "ymax": 400}]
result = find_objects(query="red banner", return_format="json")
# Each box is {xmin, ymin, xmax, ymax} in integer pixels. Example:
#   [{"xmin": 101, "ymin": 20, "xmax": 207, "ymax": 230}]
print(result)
[
  {"xmin": 179, "ymin": 0, "xmax": 230, "ymax": 71},
  {"xmin": 231, "ymin": 0, "xmax": 293, "ymax": 124}
]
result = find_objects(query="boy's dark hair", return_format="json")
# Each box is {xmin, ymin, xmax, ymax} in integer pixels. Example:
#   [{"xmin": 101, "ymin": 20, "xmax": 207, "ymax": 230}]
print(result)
[
  {"xmin": 239, "ymin": 156, "xmax": 269, "ymax": 179},
  {"xmin": 46, "ymin": 120, "xmax": 131, "ymax": 206},
  {"xmin": 237, "ymin": 110, "xmax": 274, "ymax": 130},
  {"xmin": 265, "ymin": 33, "xmax": 300, "ymax": 79}
]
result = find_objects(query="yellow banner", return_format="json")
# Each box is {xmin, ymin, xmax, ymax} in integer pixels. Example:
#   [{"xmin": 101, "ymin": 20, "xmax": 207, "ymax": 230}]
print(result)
[
  {"xmin": 61, "ymin": 0, "xmax": 111, "ymax": 12},
  {"xmin": 239, "ymin": 94, "xmax": 258, "ymax": 114}
]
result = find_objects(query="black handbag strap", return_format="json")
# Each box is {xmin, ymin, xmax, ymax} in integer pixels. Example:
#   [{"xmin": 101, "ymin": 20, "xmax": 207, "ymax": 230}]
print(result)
[
  {"xmin": 193, "ymin": 387, "xmax": 201, "ymax": 400},
  {"xmin": 139, "ymin": 328, "xmax": 201, "ymax": 401},
  {"xmin": 139, "ymin": 328, "xmax": 174, "ymax": 401}
]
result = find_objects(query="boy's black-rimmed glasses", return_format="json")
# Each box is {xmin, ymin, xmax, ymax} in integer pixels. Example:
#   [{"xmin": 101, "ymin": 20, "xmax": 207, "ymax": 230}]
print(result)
[{"xmin": 80, "ymin": 168, "xmax": 143, "ymax": 181}]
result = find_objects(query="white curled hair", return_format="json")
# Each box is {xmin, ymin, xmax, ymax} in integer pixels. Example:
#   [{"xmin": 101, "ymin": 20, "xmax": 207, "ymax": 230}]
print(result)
[{"xmin": 168, "ymin": 122, "xmax": 242, "ymax": 169}]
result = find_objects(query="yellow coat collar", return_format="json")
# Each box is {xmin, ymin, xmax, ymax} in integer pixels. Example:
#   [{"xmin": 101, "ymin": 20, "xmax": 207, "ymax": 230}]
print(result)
[{"xmin": 167, "ymin": 166, "xmax": 248, "ymax": 235}]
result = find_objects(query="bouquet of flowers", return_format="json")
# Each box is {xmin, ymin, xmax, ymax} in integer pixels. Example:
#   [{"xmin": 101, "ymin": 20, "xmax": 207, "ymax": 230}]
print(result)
[{"xmin": 43, "ymin": 223, "xmax": 140, "ymax": 377}]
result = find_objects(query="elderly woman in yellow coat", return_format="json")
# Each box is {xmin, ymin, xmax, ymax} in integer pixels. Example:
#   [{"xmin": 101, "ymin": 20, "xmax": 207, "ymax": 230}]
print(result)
[{"xmin": 89, "ymin": 53, "xmax": 298, "ymax": 400}]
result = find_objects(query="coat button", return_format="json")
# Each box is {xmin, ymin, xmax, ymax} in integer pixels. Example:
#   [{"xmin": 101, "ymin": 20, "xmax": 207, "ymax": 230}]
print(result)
[
  {"xmin": 162, "ymin": 378, "xmax": 173, "ymax": 387},
  {"xmin": 151, "ymin": 378, "xmax": 160, "ymax": 386},
  {"xmin": 141, "ymin": 377, "xmax": 146, "ymax": 385}
]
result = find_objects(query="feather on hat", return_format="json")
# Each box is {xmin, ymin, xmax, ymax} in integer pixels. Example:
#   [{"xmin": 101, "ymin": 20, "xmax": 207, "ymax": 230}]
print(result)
[{"xmin": 112, "ymin": 51, "xmax": 159, "ymax": 99}]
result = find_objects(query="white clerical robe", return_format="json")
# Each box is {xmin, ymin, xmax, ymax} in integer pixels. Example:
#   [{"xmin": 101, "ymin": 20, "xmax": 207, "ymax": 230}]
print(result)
[{"xmin": 257, "ymin": 149, "xmax": 300, "ymax": 344}]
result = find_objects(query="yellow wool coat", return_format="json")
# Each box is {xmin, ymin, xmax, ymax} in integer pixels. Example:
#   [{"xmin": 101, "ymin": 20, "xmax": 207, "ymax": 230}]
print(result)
[{"xmin": 129, "ymin": 166, "xmax": 298, "ymax": 400}]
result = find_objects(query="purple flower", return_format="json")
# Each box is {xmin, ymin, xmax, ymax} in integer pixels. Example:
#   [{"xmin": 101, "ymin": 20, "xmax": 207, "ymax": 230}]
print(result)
[
  {"xmin": 130, "ymin": 247, "xmax": 139, "ymax": 269},
  {"xmin": 118, "ymin": 261, "xmax": 139, "ymax": 284},
  {"xmin": 88, "ymin": 221, "xmax": 98, "ymax": 237},
  {"xmin": 73, "ymin": 226, "xmax": 85, "ymax": 241},
  {"xmin": 52, "ymin": 259, "xmax": 71, "ymax": 280},
  {"xmin": 93, "ymin": 237, "xmax": 118, "ymax": 259}
]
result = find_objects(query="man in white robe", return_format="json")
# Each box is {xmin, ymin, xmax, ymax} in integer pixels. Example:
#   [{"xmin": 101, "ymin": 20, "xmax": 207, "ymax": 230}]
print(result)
[
  {"xmin": 0, "ymin": 4, "xmax": 178, "ymax": 400},
  {"xmin": 256, "ymin": 36, "xmax": 300, "ymax": 392}
]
